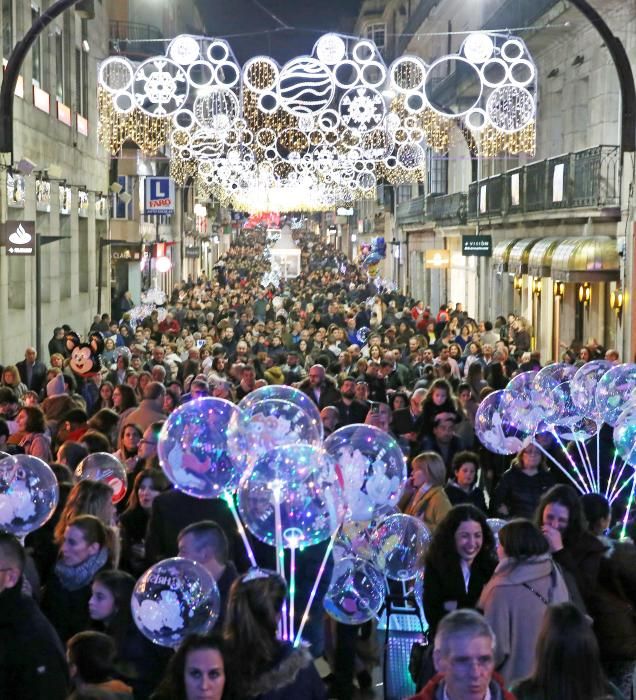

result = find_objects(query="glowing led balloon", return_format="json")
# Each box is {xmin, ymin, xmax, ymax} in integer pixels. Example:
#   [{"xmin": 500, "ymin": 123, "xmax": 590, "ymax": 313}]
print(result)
[
  {"xmin": 324, "ymin": 424, "xmax": 407, "ymax": 521},
  {"xmin": 475, "ymin": 390, "xmax": 531, "ymax": 455},
  {"xmin": 75, "ymin": 453, "xmax": 127, "ymax": 504},
  {"xmin": 356, "ymin": 327, "xmax": 370, "ymax": 344},
  {"xmin": 0, "ymin": 454, "xmax": 58, "ymax": 536},
  {"xmin": 238, "ymin": 444, "xmax": 343, "ymax": 548},
  {"xmin": 571, "ymin": 360, "xmax": 612, "ymax": 424},
  {"xmin": 596, "ymin": 364, "xmax": 636, "ymax": 427},
  {"xmin": 613, "ymin": 404, "xmax": 636, "ymax": 466},
  {"xmin": 334, "ymin": 518, "xmax": 379, "ymax": 563},
  {"xmin": 533, "ymin": 363, "xmax": 578, "ymax": 430},
  {"xmin": 323, "ymin": 556, "xmax": 385, "ymax": 624},
  {"xmin": 371, "ymin": 513, "xmax": 431, "ymax": 580},
  {"xmin": 237, "ymin": 385, "xmax": 323, "ymax": 439},
  {"xmin": 228, "ymin": 397, "xmax": 323, "ymax": 469},
  {"xmin": 132, "ymin": 557, "xmax": 220, "ymax": 647},
  {"xmin": 486, "ymin": 518, "xmax": 507, "ymax": 544},
  {"xmin": 158, "ymin": 397, "xmax": 247, "ymax": 498}
]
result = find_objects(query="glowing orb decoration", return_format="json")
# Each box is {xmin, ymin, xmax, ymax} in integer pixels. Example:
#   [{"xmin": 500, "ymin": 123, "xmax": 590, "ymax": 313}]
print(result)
[
  {"xmin": 0, "ymin": 455, "xmax": 59, "ymax": 536},
  {"xmin": 158, "ymin": 398, "xmax": 247, "ymax": 498},
  {"xmin": 462, "ymin": 33, "xmax": 495, "ymax": 64},
  {"xmin": 238, "ymin": 444, "xmax": 343, "ymax": 548},
  {"xmin": 323, "ymin": 556, "xmax": 385, "ymax": 625},
  {"xmin": 278, "ymin": 57, "xmax": 335, "ymax": 116},
  {"xmin": 317, "ymin": 34, "xmax": 346, "ymax": 65},
  {"xmin": 168, "ymin": 35, "xmax": 201, "ymax": 65},
  {"xmin": 75, "ymin": 453, "xmax": 127, "ymax": 504},
  {"xmin": 156, "ymin": 255, "xmax": 172, "ymax": 273},
  {"xmin": 132, "ymin": 557, "xmax": 220, "ymax": 647}
]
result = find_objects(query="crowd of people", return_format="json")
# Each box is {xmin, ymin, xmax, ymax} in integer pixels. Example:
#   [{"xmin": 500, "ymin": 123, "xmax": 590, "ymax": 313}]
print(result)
[{"xmin": 0, "ymin": 221, "xmax": 633, "ymax": 700}]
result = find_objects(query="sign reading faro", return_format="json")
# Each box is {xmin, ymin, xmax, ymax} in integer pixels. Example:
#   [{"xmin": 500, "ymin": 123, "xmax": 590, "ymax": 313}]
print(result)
[
  {"xmin": 462, "ymin": 235, "xmax": 492, "ymax": 257},
  {"xmin": 144, "ymin": 177, "xmax": 175, "ymax": 215}
]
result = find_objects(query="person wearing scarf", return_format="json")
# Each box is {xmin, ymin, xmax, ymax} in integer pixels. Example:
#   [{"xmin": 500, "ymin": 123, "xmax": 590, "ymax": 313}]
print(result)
[{"xmin": 42, "ymin": 514, "xmax": 111, "ymax": 643}]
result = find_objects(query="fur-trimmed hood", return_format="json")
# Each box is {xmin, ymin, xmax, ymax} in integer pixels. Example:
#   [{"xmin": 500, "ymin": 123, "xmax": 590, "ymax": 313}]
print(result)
[{"xmin": 243, "ymin": 645, "xmax": 314, "ymax": 698}]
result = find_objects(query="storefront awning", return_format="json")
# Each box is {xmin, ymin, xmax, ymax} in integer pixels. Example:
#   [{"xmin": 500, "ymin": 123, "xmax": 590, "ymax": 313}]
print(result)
[
  {"xmin": 550, "ymin": 236, "xmax": 620, "ymax": 282},
  {"xmin": 491, "ymin": 239, "xmax": 518, "ymax": 274},
  {"xmin": 508, "ymin": 238, "xmax": 541, "ymax": 275},
  {"xmin": 527, "ymin": 238, "xmax": 563, "ymax": 278}
]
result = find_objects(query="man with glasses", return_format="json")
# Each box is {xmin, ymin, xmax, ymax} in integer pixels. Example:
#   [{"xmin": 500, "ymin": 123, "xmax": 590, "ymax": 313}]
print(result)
[{"xmin": 409, "ymin": 609, "xmax": 515, "ymax": 700}]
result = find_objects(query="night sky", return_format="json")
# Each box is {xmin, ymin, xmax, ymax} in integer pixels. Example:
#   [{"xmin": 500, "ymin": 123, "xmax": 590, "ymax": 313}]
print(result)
[{"xmin": 195, "ymin": 0, "xmax": 363, "ymax": 64}]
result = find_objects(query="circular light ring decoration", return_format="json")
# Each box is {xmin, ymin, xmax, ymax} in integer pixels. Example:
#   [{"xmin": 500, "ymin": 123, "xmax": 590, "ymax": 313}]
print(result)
[
  {"xmin": 214, "ymin": 62, "xmax": 240, "ymax": 89},
  {"xmin": 333, "ymin": 60, "xmax": 362, "ymax": 89},
  {"xmin": 258, "ymin": 91, "xmax": 280, "ymax": 114},
  {"xmin": 397, "ymin": 142, "xmax": 425, "ymax": 169},
  {"xmin": 173, "ymin": 108, "xmax": 196, "ymax": 129},
  {"xmin": 352, "ymin": 39, "xmax": 377, "ymax": 64},
  {"xmin": 508, "ymin": 59, "xmax": 536, "ymax": 88},
  {"xmin": 168, "ymin": 35, "xmax": 201, "ymax": 65},
  {"xmin": 480, "ymin": 58, "xmax": 510, "ymax": 88},
  {"xmin": 113, "ymin": 90, "xmax": 135, "ymax": 114},
  {"xmin": 389, "ymin": 56, "xmax": 427, "ymax": 93},
  {"xmin": 340, "ymin": 87, "xmax": 386, "ymax": 133},
  {"xmin": 501, "ymin": 39, "xmax": 525, "ymax": 62},
  {"xmin": 486, "ymin": 85, "xmax": 535, "ymax": 133},
  {"xmin": 276, "ymin": 128, "xmax": 311, "ymax": 161},
  {"xmin": 206, "ymin": 39, "xmax": 230, "ymax": 64},
  {"xmin": 318, "ymin": 108, "xmax": 342, "ymax": 131},
  {"xmin": 170, "ymin": 127, "xmax": 192, "ymax": 150},
  {"xmin": 133, "ymin": 58, "xmax": 189, "ymax": 116},
  {"xmin": 404, "ymin": 91, "xmax": 427, "ymax": 114},
  {"xmin": 278, "ymin": 56, "xmax": 335, "ymax": 117},
  {"xmin": 462, "ymin": 32, "xmax": 494, "ymax": 64},
  {"xmin": 256, "ymin": 127, "xmax": 276, "ymax": 147},
  {"xmin": 186, "ymin": 60, "xmax": 215, "ymax": 88},
  {"xmin": 357, "ymin": 171, "xmax": 376, "ymax": 189},
  {"xmin": 465, "ymin": 107, "xmax": 489, "ymax": 131},
  {"xmin": 316, "ymin": 33, "xmax": 347, "ymax": 65},
  {"xmin": 242, "ymin": 56, "xmax": 280, "ymax": 93},
  {"xmin": 360, "ymin": 61, "xmax": 388, "ymax": 89},
  {"xmin": 99, "ymin": 57, "xmax": 134, "ymax": 93},
  {"xmin": 298, "ymin": 114, "xmax": 315, "ymax": 132},
  {"xmin": 239, "ymin": 128, "xmax": 254, "ymax": 146},
  {"xmin": 424, "ymin": 55, "xmax": 482, "ymax": 118},
  {"xmin": 193, "ymin": 88, "xmax": 240, "ymax": 132}
]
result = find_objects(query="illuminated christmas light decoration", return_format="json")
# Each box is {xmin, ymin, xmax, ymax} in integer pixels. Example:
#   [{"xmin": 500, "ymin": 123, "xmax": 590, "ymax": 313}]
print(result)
[{"xmin": 98, "ymin": 32, "xmax": 537, "ymax": 211}]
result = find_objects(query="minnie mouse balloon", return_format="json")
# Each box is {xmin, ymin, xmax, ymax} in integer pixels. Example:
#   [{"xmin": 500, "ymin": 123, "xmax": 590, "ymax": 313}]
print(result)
[
  {"xmin": 158, "ymin": 397, "xmax": 248, "ymax": 498},
  {"xmin": 75, "ymin": 452, "xmax": 127, "ymax": 504},
  {"xmin": 475, "ymin": 390, "xmax": 530, "ymax": 455},
  {"xmin": 228, "ymin": 397, "xmax": 322, "ymax": 470},
  {"xmin": 323, "ymin": 556, "xmax": 385, "ymax": 625},
  {"xmin": 132, "ymin": 557, "xmax": 220, "ymax": 647},
  {"xmin": 596, "ymin": 364, "xmax": 636, "ymax": 427},
  {"xmin": 371, "ymin": 513, "xmax": 431, "ymax": 580},
  {"xmin": 238, "ymin": 444, "xmax": 343, "ymax": 548},
  {"xmin": 0, "ymin": 454, "xmax": 59, "ymax": 536},
  {"xmin": 324, "ymin": 424, "xmax": 406, "ymax": 521}
]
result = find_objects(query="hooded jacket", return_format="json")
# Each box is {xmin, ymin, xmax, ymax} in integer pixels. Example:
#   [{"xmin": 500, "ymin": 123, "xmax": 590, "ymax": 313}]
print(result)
[
  {"xmin": 409, "ymin": 671, "xmax": 516, "ymax": 700},
  {"xmin": 478, "ymin": 554, "xmax": 570, "ymax": 685}
]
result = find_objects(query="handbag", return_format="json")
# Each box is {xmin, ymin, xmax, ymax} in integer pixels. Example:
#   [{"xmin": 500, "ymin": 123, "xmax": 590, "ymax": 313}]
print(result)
[{"xmin": 409, "ymin": 631, "xmax": 436, "ymax": 690}]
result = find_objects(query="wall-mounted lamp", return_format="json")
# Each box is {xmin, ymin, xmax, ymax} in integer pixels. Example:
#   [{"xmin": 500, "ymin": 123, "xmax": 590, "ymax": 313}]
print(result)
[
  {"xmin": 610, "ymin": 288, "xmax": 624, "ymax": 316},
  {"xmin": 553, "ymin": 281, "xmax": 565, "ymax": 298},
  {"xmin": 351, "ymin": 233, "xmax": 357, "ymax": 243},
  {"xmin": 578, "ymin": 283, "xmax": 591, "ymax": 306},
  {"xmin": 532, "ymin": 278, "xmax": 542, "ymax": 297},
  {"xmin": 513, "ymin": 275, "xmax": 523, "ymax": 292}
]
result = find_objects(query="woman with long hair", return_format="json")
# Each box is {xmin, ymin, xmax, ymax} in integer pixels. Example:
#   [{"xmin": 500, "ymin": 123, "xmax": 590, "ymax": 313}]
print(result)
[
  {"xmin": 119, "ymin": 468, "xmax": 170, "ymax": 576},
  {"xmin": 112, "ymin": 423, "xmax": 143, "ymax": 474},
  {"xmin": 478, "ymin": 519, "xmax": 570, "ymax": 685},
  {"xmin": 511, "ymin": 602, "xmax": 622, "ymax": 700},
  {"xmin": 152, "ymin": 633, "xmax": 226, "ymax": 700},
  {"xmin": 42, "ymin": 515, "xmax": 112, "ymax": 643},
  {"xmin": 89, "ymin": 570, "xmax": 171, "ymax": 698},
  {"xmin": 1, "ymin": 364, "xmax": 27, "ymax": 399},
  {"xmin": 422, "ymin": 505, "xmax": 497, "ymax": 640},
  {"xmin": 223, "ymin": 569, "xmax": 326, "ymax": 699},
  {"xmin": 95, "ymin": 381, "xmax": 115, "ymax": 412},
  {"xmin": 491, "ymin": 443, "xmax": 557, "ymax": 520},
  {"xmin": 445, "ymin": 451, "xmax": 487, "ymax": 513}
]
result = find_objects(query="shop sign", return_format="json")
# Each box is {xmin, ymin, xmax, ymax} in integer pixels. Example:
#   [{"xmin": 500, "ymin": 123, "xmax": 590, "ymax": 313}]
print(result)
[
  {"xmin": 425, "ymin": 249, "xmax": 450, "ymax": 269},
  {"xmin": 185, "ymin": 245, "xmax": 201, "ymax": 258},
  {"xmin": 144, "ymin": 177, "xmax": 175, "ymax": 215},
  {"xmin": 1, "ymin": 220, "xmax": 35, "ymax": 255},
  {"xmin": 462, "ymin": 235, "xmax": 492, "ymax": 256}
]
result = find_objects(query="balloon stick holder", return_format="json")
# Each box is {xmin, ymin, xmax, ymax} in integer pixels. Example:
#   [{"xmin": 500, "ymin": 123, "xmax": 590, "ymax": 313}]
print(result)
[{"xmin": 223, "ymin": 490, "xmax": 257, "ymax": 568}]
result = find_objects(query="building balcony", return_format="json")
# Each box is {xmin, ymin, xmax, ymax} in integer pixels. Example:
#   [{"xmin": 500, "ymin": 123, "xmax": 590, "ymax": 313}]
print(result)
[
  {"xmin": 109, "ymin": 21, "xmax": 163, "ymax": 60},
  {"xmin": 427, "ymin": 192, "xmax": 468, "ymax": 226},
  {"xmin": 466, "ymin": 145, "xmax": 620, "ymax": 223},
  {"xmin": 396, "ymin": 194, "xmax": 427, "ymax": 224}
]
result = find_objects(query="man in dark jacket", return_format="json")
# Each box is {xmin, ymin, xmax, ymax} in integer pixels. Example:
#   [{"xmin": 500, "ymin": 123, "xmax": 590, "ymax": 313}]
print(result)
[
  {"xmin": 299, "ymin": 364, "xmax": 340, "ymax": 409},
  {"xmin": 17, "ymin": 347, "xmax": 47, "ymax": 395},
  {"xmin": 0, "ymin": 533, "xmax": 68, "ymax": 700},
  {"xmin": 332, "ymin": 376, "xmax": 369, "ymax": 427}
]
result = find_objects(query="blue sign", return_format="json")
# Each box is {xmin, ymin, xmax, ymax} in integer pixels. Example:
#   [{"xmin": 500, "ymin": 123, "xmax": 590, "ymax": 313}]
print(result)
[{"xmin": 145, "ymin": 177, "xmax": 175, "ymax": 215}]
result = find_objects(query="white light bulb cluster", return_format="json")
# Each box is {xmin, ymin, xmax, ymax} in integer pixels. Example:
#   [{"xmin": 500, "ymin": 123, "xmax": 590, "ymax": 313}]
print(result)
[{"xmin": 98, "ymin": 31, "xmax": 537, "ymax": 212}]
